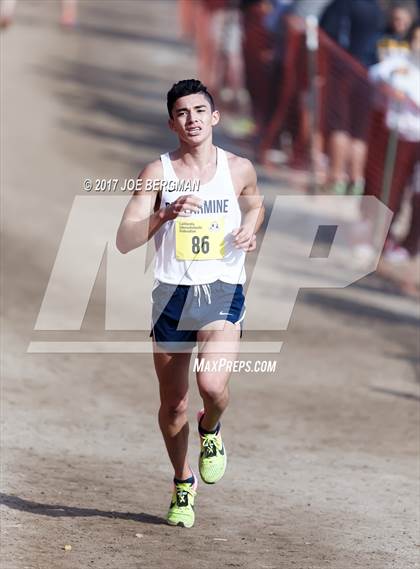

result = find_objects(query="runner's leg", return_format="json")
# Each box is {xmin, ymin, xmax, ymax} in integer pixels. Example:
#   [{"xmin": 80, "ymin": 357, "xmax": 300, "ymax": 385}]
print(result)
[
  {"xmin": 153, "ymin": 343, "xmax": 193, "ymax": 480},
  {"xmin": 196, "ymin": 320, "xmax": 240, "ymax": 431},
  {"xmin": 328, "ymin": 130, "xmax": 351, "ymax": 185}
]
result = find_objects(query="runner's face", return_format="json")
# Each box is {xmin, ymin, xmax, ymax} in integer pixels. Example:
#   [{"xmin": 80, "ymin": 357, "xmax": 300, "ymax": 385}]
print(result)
[
  {"xmin": 169, "ymin": 93, "xmax": 219, "ymax": 145},
  {"xmin": 391, "ymin": 8, "xmax": 412, "ymax": 36}
]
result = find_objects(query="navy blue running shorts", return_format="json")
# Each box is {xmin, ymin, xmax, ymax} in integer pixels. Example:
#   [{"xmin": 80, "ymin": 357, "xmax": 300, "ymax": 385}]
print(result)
[{"xmin": 150, "ymin": 280, "xmax": 245, "ymax": 351}]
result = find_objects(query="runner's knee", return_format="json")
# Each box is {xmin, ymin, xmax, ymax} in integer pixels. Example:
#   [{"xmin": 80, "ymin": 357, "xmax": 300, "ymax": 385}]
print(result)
[
  {"xmin": 198, "ymin": 382, "xmax": 227, "ymax": 405},
  {"xmin": 160, "ymin": 395, "xmax": 189, "ymax": 418}
]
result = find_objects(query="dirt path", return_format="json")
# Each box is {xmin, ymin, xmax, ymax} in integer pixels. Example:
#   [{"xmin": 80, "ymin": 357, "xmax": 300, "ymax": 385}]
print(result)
[{"xmin": 1, "ymin": 2, "xmax": 419, "ymax": 569}]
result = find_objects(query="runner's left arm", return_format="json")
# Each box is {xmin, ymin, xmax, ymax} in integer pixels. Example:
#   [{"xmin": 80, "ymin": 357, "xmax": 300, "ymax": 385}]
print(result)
[{"xmin": 233, "ymin": 159, "xmax": 265, "ymax": 252}]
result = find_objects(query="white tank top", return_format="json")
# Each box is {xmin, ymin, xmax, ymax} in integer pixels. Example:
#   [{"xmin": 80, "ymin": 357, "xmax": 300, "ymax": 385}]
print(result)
[{"xmin": 153, "ymin": 147, "xmax": 246, "ymax": 285}]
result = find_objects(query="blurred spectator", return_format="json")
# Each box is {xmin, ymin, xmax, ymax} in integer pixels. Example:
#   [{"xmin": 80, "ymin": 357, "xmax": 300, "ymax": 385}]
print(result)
[
  {"xmin": 321, "ymin": 0, "xmax": 384, "ymax": 67},
  {"xmin": 178, "ymin": 0, "xmax": 200, "ymax": 40},
  {"xmin": 281, "ymin": 2, "xmax": 332, "ymax": 168},
  {"xmin": 211, "ymin": 0, "xmax": 246, "ymax": 109},
  {"xmin": 262, "ymin": 0, "xmax": 292, "ymax": 57},
  {"xmin": 232, "ymin": 1, "xmax": 332, "ymax": 155},
  {"xmin": 271, "ymin": 1, "xmax": 331, "ymax": 166},
  {"xmin": 194, "ymin": 1, "xmax": 245, "ymax": 109},
  {"xmin": 377, "ymin": 1, "xmax": 417, "ymax": 60},
  {"xmin": 240, "ymin": 0, "xmax": 275, "ymax": 133},
  {"xmin": 0, "ymin": 0, "xmax": 78, "ymax": 29},
  {"xmin": 320, "ymin": 0, "xmax": 385, "ymax": 195},
  {"xmin": 365, "ymin": 20, "xmax": 420, "ymax": 260}
]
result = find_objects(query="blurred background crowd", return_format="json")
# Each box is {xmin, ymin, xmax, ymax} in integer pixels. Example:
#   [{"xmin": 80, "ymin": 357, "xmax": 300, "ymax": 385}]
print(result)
[{"xmin": 179, "ymin": 0, "xmax": 420, "ymax": 267}]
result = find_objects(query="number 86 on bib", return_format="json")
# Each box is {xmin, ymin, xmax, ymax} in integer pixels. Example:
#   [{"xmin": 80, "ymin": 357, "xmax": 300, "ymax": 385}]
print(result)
[{"xmin": 175, "ymin": 217, "xmax": 225, "ymax": 260}]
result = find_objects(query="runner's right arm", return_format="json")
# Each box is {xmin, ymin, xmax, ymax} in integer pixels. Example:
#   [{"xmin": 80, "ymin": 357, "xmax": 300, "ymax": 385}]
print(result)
[{"xmin": 116, "ymin": 161, "xmax": 202, "ymax": 254}]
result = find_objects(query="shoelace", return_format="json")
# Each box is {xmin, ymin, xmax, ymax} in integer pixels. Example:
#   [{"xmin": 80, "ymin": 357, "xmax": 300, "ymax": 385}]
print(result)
[
  {"xmin": 174, "ymin": 483, "xmax": 196, "ymax": 507},
  {"xmin": 193, "ymin": 284, "xmax": 212, "ymax": 307},
  {"xmin": 202, "ymin": 433, "xmax": 221, "ymax": 458}
]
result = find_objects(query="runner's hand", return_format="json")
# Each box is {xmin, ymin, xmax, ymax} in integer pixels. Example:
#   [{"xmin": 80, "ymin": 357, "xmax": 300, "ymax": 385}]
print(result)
[
  {"xmin": 159, "ymin": 195, "xmax": 203, "ymax": 221},
  {"xmin": 245, "ymin": 234, "xmax": 257, "ymax": 252},
  {"xmin": 232, "ymin": 226, "xmax": 255, "ymax": 251}
]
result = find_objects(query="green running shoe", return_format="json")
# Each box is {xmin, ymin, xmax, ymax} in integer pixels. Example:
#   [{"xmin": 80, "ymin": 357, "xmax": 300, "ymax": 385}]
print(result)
[
  {"xmin": 197, "ymin": 409, "xmax": 227, "ymax": 484},
  {"xmin": 328, "ymin": 180, "xmax": 348, "ymax": 195},
  {"xmin": 166, "ymin": 475, "xmax": 197, "ymax": 528},
  {"xmin": 348, "ymin": 178, "xmax": 365, "ymax": 196}
]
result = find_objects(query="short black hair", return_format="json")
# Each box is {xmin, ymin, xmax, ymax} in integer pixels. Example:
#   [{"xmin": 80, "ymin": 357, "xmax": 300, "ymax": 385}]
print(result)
[{"xmin": 167, "ymin": 79, "xmax": 215, "ymax": 118}]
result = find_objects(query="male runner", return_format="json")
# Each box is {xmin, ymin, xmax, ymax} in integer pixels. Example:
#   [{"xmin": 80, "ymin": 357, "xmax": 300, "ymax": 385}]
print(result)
[{"xmin": 116, "ymin": 79, "xmax": 264, "ymax": 528}]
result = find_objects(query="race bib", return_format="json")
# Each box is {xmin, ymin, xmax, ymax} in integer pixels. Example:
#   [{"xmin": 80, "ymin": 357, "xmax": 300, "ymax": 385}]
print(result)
[{"xmin": 175, "ymin": 216, "xmax": 225, "ymax": 260}]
